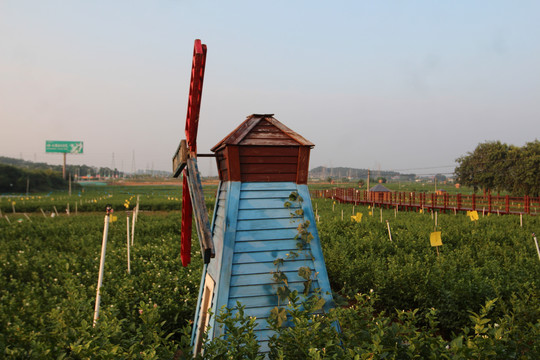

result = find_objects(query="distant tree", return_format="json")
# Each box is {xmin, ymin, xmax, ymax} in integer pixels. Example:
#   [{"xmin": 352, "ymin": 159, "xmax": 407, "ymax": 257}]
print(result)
[
  {"xmin": 434, "ymin": 174, "xmax": 447, "ymax": 182},
  {"xmin": 376, "ymin": 177, "xmax": 387, "ymax": 183},
  {"xmin": 326, "ymin": 176, "xmax": 332, "ymax": 183},
  {"xmin": 455, "ymin": 140, "xmax": 539, "ymax": 196},
  {"xmin": 357, "ymin": 179, "xmax": 365, "ymax": 188},
  {"xmin": 0, "ymin": 164, "xmax": 76, "ymax": 193},
  {"xmin": 509, "ymin": 140, "xmax": 540, "ymax": 196}
]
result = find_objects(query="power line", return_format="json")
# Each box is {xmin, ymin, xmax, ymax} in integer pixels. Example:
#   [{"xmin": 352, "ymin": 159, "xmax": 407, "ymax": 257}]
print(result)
[{"xmin": 391, "ymin": 165, "xmax": 456, "ymax": 172}]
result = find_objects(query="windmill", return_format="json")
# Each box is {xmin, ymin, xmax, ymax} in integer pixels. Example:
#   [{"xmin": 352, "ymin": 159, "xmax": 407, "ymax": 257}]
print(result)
[{"xmin": 173, "ymin": 41, "xmax": 335, "ymax": 356}]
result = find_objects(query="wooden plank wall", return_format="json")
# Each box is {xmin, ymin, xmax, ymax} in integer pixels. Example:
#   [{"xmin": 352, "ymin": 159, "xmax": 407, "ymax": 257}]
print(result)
[{"xmin": 239, "ymin": 146, "xmax": 299, "ymax": 182}]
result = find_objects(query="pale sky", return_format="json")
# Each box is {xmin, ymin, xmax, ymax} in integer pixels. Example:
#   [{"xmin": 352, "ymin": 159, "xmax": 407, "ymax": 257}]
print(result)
[{"xmin": 1, "ymin": 1, "xmax": 539, "ymax": 177}]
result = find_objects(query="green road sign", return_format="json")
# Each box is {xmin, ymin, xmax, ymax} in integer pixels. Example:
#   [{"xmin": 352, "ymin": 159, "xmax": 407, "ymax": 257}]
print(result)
[{"xmin": 46, "ymin": 141, "xmax": 84, "ymax": 154}]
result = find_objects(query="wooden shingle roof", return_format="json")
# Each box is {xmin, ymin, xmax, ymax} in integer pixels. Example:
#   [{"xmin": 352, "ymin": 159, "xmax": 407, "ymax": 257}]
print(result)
[
  {"xmin": 370, "ymin": 184, "xmax": 392, "ymax": 192},
  {"xmin": 211, "ymin": 114, "xmax": 314, "ymax": 152}
]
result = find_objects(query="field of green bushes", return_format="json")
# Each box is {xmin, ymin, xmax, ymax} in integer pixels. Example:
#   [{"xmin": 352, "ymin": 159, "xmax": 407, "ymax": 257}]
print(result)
[{"xmin": 0, "ymin": 185, "xmax": 538, "ymax": 358}]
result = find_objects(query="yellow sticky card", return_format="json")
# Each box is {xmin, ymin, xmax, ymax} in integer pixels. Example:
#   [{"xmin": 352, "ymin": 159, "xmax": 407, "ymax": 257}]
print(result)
[
  {"xmin": 419, "ymin": 209, "xmax": 424, "ymax": 214},
  {"xmin": 109, "ymin": 215, "xmax": 118, "ymax": 223},
  {"xmin": 467, "ymin": 211, "xmax": 479, "ymax": 221},
  {"xmin": 430, "ymin": 231, "xmax": 442, "ymax": 247},
  {"xmin": 351, "ymin": 212, "xmax": 363, "ymax": 223}
]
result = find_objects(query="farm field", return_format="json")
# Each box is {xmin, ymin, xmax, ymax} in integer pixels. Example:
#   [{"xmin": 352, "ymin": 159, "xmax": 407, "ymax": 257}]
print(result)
[{"xmin": 1, "ymin": 185, "xmax": 539, "ymax": 358}]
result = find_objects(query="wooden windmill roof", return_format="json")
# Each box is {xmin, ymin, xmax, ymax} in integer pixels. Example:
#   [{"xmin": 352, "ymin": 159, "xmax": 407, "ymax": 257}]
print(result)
[{"xmin": 211, "ymin": 114, "xmax": 314, "ymax": 152}]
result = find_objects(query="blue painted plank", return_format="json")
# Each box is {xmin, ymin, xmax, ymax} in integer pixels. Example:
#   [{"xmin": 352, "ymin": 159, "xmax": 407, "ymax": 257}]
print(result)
[
  {"xmin": 230, "ymin": 271, "xmax": 318, "ymax": 286},
  {"xmin": 240, "ymin": 190, "xmax": 297, "ymax": 199},
  {"xmin": 237, "ymin": 208, "xmax": 296, "ymax": 220},
  {"xmin": 236, "ymin": 218, "xmax": 300, "ymax": 231},
  {"xmin": 241, "ymin": 182, "xmax": 298, "ymax": 191},
  {"xmin": 242, "ymin": 306, "xmax": 283, "ymax": 320},
  {"xmin": 229, "ymin": 283, "xmax": 275, "ymax": 297},
  {"xmin": 234, "ymin": 239, "xmax": 299, "ymax": 252},
  {"xmin": 258, "ymin": 340, "xmax": 270, "ymax": 354},
  {"xmin": 235, "ymin": 229, "xmax": 298, "ymax": 242},
  {"xmin": 239, "ymin": 198, "xmax": 300, "ymax": 210},
  {"xmin": 229, "ymin": 281, "xmax": 317, "ymax": 298},
  {"xmin": 210, "ymin": 182, "xmax": 241, "ymax": 339},
  {"xmin": 228, "ymin": 295, "xmax": 278, "ymax": 308},
  {"xmin": 297, "ymin": 184, "xmax": 336, "ymax": 312},
  {"xmin": 233, "ymin": 250, "xmax": 311, "ymax": 264},
  {"xmin": 231, "ymin": 260, "xmax": 314, "ymax": 275}
]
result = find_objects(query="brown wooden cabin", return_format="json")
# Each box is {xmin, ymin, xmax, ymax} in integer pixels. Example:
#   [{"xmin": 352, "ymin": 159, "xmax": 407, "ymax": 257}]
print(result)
[
  {"xmin": 210, "ymin": 114, "xmax": 314, "ymax": 184},
  {"xmin": 369, "ymin": 183, "xmax": 392, "ymax": 202}
]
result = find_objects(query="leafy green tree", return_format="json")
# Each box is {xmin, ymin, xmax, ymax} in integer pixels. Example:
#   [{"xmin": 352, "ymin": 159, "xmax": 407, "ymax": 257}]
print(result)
[
  {"xmin": 434, "ymin": 173, "xmax": 447, "ymax": 182},
  {"xmin": 510, "ymin": 140, "xmax": 540, "ymax": 196},
  {"xmin": 455, "ymin": 140, "xmax": 539, "ymax": 195},
  {"xmin": 455, "ymin": 141, "xmax": 510, "ymax": 193}
]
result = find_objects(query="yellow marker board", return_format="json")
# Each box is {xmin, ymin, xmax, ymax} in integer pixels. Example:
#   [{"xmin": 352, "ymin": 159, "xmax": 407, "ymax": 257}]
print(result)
[
  {"xmin": 467, "ymin": 211, "xmax": 479, "ymax": 221},
  {"xmin": 350, "ymin": 212, "xmax": 363, "ymax": 223},
  {"xmin": 430, "ymin": 231, "xmax": 442, "ymax": 247},
  {"xmin": 109, "ymin": 215, "xmax": 118, "ymax": 223}
]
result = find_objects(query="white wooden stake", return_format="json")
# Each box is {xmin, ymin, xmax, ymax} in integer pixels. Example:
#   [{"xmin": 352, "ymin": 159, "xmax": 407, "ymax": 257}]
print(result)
[
  {"xmin": 5, "ymin": 215, "xmax": 11, "ymax": 224},
  {"xmin": 126, "ymin": 216, "xmax": 131, "ymax": 274},
  {"xmin": 131, "ymin": 210, "xmax": 136, "ymax": 246},
  {"xmin": 435, "ymin": 212, "xmax": 438, "ymax": 228},
  {"xmin": 341, "ymin": 209, "xmax": 343, "ymax": 220},
  {"xmin": 93, "ymin": 212, "xmax": 111, "ymax": 327},
  {"xmin": 12, "ymin": 202, "xmax": 15, "ymax": 213},
  {"xmin": 520, "ymin": 214, "xmax": 523, "ymax": 227},
  {"xmin": 40, "ymin": 208, "xmax": 46, "ymax": 218},
  {"xmin": 386, "ymin": 220, "xmax": 392, "ymax": 242},
  {"xmin": 394, "ymin": 206, "xmax": 397, "ymax": 218},
  {"xmin": 67, "ymin": 203, "xmax": 70, "ymax": 216},
  {"xmin": 380, "ymin": 207, "xmax": 382, "ymax": 223},
  {"xmin": 533, "ymin": 233, "xmax": 540, "ymax": 261},
  {"xmin": 53, "ymin": 206, "xmax": 59, "ymax": 216},
  {"xmin": 482, "ymin": 207, "xmax": 485, "ymax": 217},
  {"xmin": 24, "ymin": 213, "xmax": 32, "ymax": 222}
]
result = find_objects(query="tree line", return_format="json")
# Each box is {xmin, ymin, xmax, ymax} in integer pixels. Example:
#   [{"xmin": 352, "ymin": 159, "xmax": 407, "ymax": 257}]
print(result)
[
  {"xmin": 455, "ymin": 140, "xmax": 539, "ymax": 196},
  {"xmin": 0, "ymin": 156, "xmax": 121, "ymax": 178},
  {"xmin": 0, "ymin": 164, "xmax": 77, "ymax": 193}
]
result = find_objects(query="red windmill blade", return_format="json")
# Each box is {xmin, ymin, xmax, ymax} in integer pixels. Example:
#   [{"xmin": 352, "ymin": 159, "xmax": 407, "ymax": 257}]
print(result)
[{"xmin": 172, "ymin": 39, "xmax": 213, "ymax": 267}]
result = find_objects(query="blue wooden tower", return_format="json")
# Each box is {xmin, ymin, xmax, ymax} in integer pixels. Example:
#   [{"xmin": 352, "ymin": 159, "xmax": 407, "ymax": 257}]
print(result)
[{"xmin": 190, "ymin": 114, "xmax": 335, "ymax": 355}]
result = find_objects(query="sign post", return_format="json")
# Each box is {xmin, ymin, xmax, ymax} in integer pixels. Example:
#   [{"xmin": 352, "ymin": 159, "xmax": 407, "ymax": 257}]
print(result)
[{"xmin": 45, "ymin": 141, "xmax": 83, "ymax": 179}]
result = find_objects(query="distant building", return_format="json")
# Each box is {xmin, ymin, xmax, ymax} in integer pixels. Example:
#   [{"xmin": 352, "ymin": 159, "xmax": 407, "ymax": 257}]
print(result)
[{"xmin": 369, "ymin": 183, "xmax": 392, "ymax": 202}]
